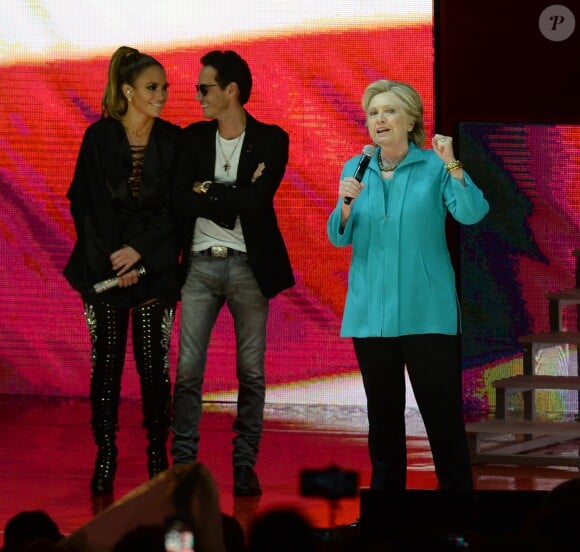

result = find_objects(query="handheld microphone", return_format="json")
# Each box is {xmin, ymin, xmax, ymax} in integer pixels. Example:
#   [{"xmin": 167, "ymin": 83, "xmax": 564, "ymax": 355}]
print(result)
[
  {"xmin": 93, "ymin": 277, "xmax": 120, "ymax": 294},
  {"xmin": 92, "ymin": 265, "xmax": 146, "ymax": 294},
  {"xmin": 344, "ymin": 144, "xmax": 376, "ymax": 204}
]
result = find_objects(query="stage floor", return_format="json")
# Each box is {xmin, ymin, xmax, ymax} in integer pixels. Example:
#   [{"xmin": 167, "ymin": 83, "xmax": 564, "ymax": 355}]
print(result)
[{"xmin": 1, "ymin": 395, "xmax": 578, "ymax": 546}]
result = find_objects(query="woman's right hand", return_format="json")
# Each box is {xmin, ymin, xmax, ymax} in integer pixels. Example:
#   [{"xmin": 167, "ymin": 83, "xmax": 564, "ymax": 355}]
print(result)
[{"xmin": 339, "ymin": 176, "xmax": 364, "ymax": 203}]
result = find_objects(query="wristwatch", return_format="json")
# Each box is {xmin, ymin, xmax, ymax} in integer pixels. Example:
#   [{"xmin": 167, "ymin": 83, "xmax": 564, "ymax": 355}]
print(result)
[{"xmin": 200, "ymin": 180, "xmax": 212, "ymax": 194}]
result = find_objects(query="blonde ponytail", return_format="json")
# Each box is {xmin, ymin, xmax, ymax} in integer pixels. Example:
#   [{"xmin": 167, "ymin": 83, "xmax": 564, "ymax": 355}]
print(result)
[{"xmin": 101, "ymin": 46, "xmax": 162, "ymax": 120}]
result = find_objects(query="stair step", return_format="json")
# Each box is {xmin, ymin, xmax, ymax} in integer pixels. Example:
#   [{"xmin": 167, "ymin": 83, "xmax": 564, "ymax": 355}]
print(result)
[
  {"xmin": 467, "ymin": 419, "xmax": 580, "ymax": 467},
  {"xmin": 492, "ymin": 375, "xmax": 580, "ymax": 391},
  {"xmin": 469, "ymin": 452, "xmax": 580, "ymax": 467},
  {"xmin": 546, "ymin": 288, "xmax": 580, "ymax": 304},
  {"xmin": 518, "ymin": 331, "xmax": 580, "ymax": 345},
  {"xmin": 466, "ymin": 419, "xmax": 580, "ymax": 436}
]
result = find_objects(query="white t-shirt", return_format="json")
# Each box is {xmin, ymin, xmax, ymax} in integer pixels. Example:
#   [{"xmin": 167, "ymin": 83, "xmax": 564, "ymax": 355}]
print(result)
[{"xmin": 192, "ymin": 131, "xmax": 247, "ymax": 253}]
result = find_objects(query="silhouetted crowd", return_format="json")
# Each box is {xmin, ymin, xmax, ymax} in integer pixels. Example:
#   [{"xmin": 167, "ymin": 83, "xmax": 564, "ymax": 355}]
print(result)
[{"xmin": 2, "ymin": 467, "xmax": 580, "ymax": 552}]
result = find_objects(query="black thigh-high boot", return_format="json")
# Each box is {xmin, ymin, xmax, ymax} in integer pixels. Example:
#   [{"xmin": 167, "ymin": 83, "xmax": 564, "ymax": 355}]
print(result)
[
  {"xmin": 84, "ymin": 300, "xmax": 128, "ymax": 495},
  {"xmin": 132, "ymin": 300, "xmax": 175, "ymax": 479}
]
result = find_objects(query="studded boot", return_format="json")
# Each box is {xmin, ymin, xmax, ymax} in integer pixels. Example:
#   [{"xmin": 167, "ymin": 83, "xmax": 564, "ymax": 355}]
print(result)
[
  {"xmin": 84, "ymin": 300, "xmax": 128, "ymax": 495},
  {"xmin": 132, "ymin": 300, "xmax": 175, "ymax": 479}
]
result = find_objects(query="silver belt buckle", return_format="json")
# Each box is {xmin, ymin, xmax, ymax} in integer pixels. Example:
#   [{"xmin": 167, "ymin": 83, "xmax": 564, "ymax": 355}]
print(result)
[{"xmin": 211, "ymin": 245, "xmax": 228, "ymax": 258}]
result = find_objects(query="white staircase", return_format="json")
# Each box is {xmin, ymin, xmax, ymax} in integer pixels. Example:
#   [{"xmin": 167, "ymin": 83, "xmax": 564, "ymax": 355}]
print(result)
[{"xmin": 466, "ymin": 250, "xmax": 580, "ymax": 467}]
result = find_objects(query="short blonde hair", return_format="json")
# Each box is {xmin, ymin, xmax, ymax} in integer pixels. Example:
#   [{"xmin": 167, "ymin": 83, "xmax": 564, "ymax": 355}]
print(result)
[{"xmin": 362, "ymin": 79, "xmax": 426, "ymax": 148}]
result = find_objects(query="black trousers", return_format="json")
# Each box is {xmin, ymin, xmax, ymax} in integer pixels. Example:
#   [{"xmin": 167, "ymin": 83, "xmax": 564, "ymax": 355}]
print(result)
[{"xmin": 353, "ymin": 334, "xmax": 473, "ymax": 491}]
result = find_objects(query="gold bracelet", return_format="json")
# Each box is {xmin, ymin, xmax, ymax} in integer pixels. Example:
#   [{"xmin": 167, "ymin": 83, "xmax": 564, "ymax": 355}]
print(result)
[{"xmin": 444, "ymin": 160, "xmax": 463, "ymax": 174}]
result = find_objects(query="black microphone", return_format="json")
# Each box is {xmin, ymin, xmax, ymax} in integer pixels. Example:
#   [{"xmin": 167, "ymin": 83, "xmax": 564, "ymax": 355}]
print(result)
[{"xmin": 344, "ymin": 144, "xmax": 376, "ymax": 204}]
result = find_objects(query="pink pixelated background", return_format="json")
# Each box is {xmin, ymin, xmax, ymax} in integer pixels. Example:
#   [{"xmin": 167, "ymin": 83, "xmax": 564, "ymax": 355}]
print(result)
[{"xmin": 0, "ymin": 21, "xmax": 434, "ymax": 400}]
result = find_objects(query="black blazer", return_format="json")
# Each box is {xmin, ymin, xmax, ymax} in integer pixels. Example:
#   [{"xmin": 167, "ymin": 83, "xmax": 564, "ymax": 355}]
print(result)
[
  {"xmin": 64, "ymin": 117, "xmax": 183, "ymax": 307},
  {"xmin": 173, "ymin": 112, "xmax": 295, "ymax": 299}
]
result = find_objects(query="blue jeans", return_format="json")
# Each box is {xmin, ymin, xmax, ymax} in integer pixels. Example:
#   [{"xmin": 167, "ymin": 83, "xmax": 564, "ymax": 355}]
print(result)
[{"xmin": 171, "ymin": 253, "xmax": 269, "ymax": 467}]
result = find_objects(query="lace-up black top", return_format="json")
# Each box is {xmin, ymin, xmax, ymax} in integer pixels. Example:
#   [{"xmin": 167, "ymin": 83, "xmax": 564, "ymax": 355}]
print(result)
[{"xmin": 64, "ymin": 116, "xmax": 183, "ymax": 308}]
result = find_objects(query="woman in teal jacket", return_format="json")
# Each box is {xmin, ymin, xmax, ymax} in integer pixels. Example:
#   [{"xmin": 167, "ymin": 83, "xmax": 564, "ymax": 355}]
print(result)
[{"xmin": 327, "ymin": 79, "xmax": 489, "ymax": 491}]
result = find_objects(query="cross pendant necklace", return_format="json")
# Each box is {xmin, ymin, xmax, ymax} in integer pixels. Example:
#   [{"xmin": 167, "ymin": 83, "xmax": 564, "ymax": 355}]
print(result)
[{"xmin": 217, "ymin": 131, "xmax": 244, "ymax": 175}]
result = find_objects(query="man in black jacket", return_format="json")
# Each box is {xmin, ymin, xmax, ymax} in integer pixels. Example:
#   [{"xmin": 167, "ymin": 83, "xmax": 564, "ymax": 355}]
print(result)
[{"xmin": 171, "ymin": 50, "xmax": 295, "ymax": 496}]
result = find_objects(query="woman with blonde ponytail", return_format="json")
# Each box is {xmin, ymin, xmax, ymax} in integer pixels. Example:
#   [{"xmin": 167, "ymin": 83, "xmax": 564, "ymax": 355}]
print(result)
[{"xmin": 64, "ymin": 46, "xmax": 182, "ymax": 497}]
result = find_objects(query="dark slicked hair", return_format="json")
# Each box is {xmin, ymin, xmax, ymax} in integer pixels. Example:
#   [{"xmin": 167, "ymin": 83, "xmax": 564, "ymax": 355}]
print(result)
[{"xmin": 200, "ymin": 50, "xmax": 252, "ymax": 106}]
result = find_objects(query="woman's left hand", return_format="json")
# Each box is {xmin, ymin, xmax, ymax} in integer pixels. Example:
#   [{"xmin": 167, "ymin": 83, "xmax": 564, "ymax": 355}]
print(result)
[
  {"xmin": 431, "ymin": 134, "xmax": 455, "ymax": 164},
  {"xmin": 110, "ymin": 246, "xmax": 141, "ymax": 276},
  {"xmin": 432, "ymin": 133, "xmax": 465, "ymax": 184}
]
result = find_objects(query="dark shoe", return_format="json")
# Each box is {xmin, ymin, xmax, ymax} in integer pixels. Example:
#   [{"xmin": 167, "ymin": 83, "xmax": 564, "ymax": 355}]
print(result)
[
  {"xmin": 91, "ymin": 493, "xmax": 114, "ymax": 515},
  {"xmin": 234, "ymin": 465, "xmax": 262, "ymax": 496},
  {"xmin": 133, "ymin": 300, "xmax": 173, "ymax": 480},
  {"xmin": 91, "ymin": 446, "xmax": 116, "ymax": 495}
]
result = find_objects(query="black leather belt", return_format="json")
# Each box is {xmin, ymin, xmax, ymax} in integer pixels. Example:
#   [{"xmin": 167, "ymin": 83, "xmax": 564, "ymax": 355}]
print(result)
[{"xmin": 194, "ymin": 246, "xmax": 246, "ymax": 258}]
